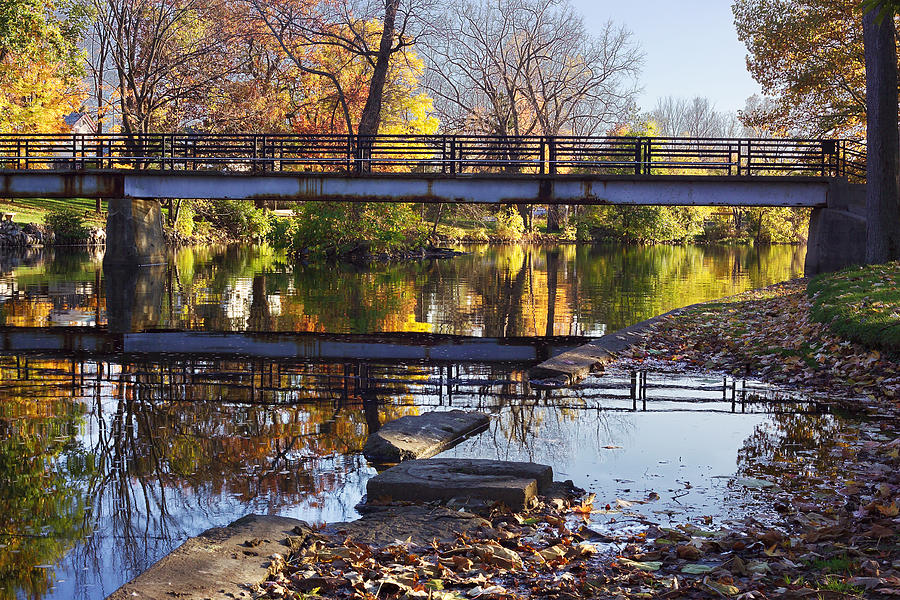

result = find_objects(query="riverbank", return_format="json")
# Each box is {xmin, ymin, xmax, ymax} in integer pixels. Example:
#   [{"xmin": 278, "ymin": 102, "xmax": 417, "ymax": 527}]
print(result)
[
  {"xmin": 249, "ymin": 427, "xmax": 900, "ymax": 600},
  {"xmin": 613, "ymin": 269, "xmax": 900, "ymax": 417}
]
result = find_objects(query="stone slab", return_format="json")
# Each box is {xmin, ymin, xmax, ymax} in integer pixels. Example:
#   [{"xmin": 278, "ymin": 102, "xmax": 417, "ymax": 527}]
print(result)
[
  {"xmin": 366, "ymin": 458, "xmax": 553, "ymax": 509},
  {"xmin": 106, "ymin": 514, "xmax": 309, "ymax": 600},
  {"xmin": 323, "ymin": 505, "xmax": 493, "ymax": 547},
  {"xmin": 363, "ymin": 410, "xmax": 490, "ymax": 463}
]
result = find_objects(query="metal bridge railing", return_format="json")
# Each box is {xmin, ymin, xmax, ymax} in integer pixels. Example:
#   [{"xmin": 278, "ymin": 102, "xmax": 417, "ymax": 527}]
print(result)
[{"xmin": 0, "ymin": 133, "xmax": 866, "ymax": 180}]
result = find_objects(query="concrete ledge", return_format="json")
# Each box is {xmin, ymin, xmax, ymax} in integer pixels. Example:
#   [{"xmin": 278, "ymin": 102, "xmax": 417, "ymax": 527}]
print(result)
[
  {"xmin": 106, "ymin": 514, "xmax": 309, "ymax": 600},
  {"xmin": 363, "ymin": 410, "xmax": 490, "ymax": 464},
  {"xmin": 366, "ymin": 458, "xmax": 553, "ymax": 509},
  {"xmin": 526, "ymin": 305, "xmax": 700, "ymax": 388}
]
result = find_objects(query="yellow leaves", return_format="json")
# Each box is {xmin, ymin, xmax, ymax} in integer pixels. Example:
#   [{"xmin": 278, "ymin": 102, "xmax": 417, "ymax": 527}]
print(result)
[
  {"xmin": 0, "ymin": 57, "xmax": 84, "ymax": 133},
  {"xmin": 875, "ymin": 502, "xmax": 900, "ymax": 517}
]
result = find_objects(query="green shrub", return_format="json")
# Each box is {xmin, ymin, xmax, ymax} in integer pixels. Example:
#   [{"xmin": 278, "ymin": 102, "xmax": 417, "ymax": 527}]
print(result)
[
  {"xmin": 292, "ymin": 201, "xmax": 427, "ymax": 255},
  {"xmin": 45, "ymin": 207, "xmax": 89, "ymax": 244},
  {"xmin": 266, "ymin": 215, "xmax": 297, "ymax": 249},
  {"xmin": 494, "ymin": 206, "xmax": 525, "ymax": 241},
  {"xmin": 174, "ymin": 201, "xmax": 195, "ymax": 237},
  {"xmin": 192, "ymin": 198, "xmax": 270, "ymax": 238}
]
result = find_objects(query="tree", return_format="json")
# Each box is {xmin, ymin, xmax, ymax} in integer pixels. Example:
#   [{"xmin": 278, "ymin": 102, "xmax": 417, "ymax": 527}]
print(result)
[
  {"xmin": 97, "ymin": 0, "xmax": 240, "ymax": 139},
  {"xmin": 732, "ymin": 0, "xmax": 877, "ymax": 136},
  {"xmin": 425, "ymin": 0, "xmax": 641, "ymax": 231},
  {"xmin": 863, "ymin": 0, "xmax": 900, "ymax": 263},
  {"xmin": 426, "ymin": 0, "xmax": 640, "ymax": 137},
  {"xmin": 651, "ymin": 96, "xmax": 745, "ymax": 138},
  {"xmin": 0, "ymin": 0, "xmax": 86, "ymax": 132},
  {"xmin": 248, "ymin": 0, "xmax": 434, "ymax": 136}
]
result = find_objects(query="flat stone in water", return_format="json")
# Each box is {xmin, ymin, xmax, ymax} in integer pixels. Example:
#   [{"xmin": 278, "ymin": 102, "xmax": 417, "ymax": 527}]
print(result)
[
  {"xmin": 107, "ymin": 514, "xmax": 309, "ymax": 600},
  {"xmin": 363, "ymin": 410, "xmax": 490, "ymax": 463},
  {"xmin": 323, "ymin": 505, "xmax": 493, "ymax": 547},
  {"xmin": 366, "ymin": 458, "xmax": 553, "ymax": 509}
]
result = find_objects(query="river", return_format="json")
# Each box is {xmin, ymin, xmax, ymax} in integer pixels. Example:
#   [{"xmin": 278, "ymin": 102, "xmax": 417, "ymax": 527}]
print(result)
[{"xmin": 0, "ymin": 243, "xmax": 847, "ymax": 600}]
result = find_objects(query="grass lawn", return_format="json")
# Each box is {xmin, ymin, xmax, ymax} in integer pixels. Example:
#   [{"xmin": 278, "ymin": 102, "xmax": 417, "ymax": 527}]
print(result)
[
  {"xmin": 0, "ymin": 198, "xmax": 107, "ymax": 226},
  {"xmin": 808, "ymin": 261, "xmax": 900, "ymax": 351}
]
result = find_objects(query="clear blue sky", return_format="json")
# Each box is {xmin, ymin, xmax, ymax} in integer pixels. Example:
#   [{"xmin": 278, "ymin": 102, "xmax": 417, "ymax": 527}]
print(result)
[{"xmin": 571, "ymin": 0, "xmax": 762, "ymax": 114}]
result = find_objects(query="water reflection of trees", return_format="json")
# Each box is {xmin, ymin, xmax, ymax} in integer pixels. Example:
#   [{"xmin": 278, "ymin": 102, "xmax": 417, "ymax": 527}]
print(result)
[
  {"xmin": 0, "ymin": 387, "xmax": 93, "ymax": 599},
  {"xmin": 735, "ymin": 410, "xmax": 847, "ymax": 483},
  {"xmin": 0, "ymin": 244, "xmax": 803, "ymax": 335},
  {"xmin": 0, "ymin": 355, "xmax": 443, "ymax": 598}
]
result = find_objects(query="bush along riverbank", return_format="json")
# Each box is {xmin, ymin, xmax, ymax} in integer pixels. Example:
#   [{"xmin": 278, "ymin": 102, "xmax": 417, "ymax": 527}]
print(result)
[{"xmin": 0, "ymin": 207, "xmax": 105, "ymax": 248}]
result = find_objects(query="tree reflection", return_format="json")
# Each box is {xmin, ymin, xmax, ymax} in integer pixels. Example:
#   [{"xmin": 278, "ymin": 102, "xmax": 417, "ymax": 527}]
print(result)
[
  {"xmin": 0, "ymin": 379, "xmax": 93, "ymax": 599},
  {"xmin": 0, "ymin": 243, "xmax": 804, "ymax": 336},
  {"xmin": 0, "ymin": 354, "xmax": 450, "ymax": 598},
  {"xmin": 735, "ymin": 409, "xmax": 846, "ymax": 484}
]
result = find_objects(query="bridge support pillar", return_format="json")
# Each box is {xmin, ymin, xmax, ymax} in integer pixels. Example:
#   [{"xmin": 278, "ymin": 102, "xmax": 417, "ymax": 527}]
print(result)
[
  {"xmin": 103, "ymin": 198, "xmax": 166, "ymax": 267},
  {"xmin": 104, "ymin": 263, "xmax": 165, "ymax": 333},
  {"xmin": 804, "ymin": 182, "xmax": 867, "ymax": 275}
]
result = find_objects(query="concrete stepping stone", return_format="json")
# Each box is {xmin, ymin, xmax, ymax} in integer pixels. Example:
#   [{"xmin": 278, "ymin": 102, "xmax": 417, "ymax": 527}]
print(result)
[
  {"xmin": 107, "ymin": 514, "xmax": 309, "ymax": 600},
  {"xmin": 363, "ymin": 410, "xmax": 490, "ymax": 464},
  {"xmin": 366, "ymin": 458, "xmax": 553, "ymax": 509}
]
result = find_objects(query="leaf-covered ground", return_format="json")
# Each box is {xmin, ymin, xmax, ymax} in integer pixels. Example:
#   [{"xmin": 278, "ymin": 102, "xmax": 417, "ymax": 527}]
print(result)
[
  {"xmin": 257, "ymin": 425, "xmax": 900, "ymax": 600},
  {"xmin": 808, "ymin": 262, "xmax": 900, "ymax": 353},
  {"xmin": 255, "ymin": 277, "xmax": 900, "ymax": 600},
  {"xmin": 618, "ymin": 279, "xmax": 900, "ymax": 417}
]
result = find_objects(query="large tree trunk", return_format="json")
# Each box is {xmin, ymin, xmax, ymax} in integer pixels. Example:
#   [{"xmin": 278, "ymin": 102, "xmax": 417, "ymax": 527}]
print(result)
[
  {"xmin": 547, "ymin": 205, "xmax": 569, "ymax": 233},
  {"xmin": 863, "ymin": 6, "xmax": 900, "ymax": 264},
  {"xmin": 357, "ymin": 0, "xmax": 401, "ymax": 137}
]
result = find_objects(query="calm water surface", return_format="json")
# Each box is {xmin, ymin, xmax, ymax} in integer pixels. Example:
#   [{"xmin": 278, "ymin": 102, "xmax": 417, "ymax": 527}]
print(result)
[
  {"xmin": 0, "ymin": 243, "xmax": 832, "ymax": 600},
  {"xmin": 0, "ymin": 243, "xmax": 805, "ymax": 334}
]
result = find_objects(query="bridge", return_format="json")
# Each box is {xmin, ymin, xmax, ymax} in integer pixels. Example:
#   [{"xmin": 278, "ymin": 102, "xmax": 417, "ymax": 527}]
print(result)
[{"xmin": 0, "ymin": 133, "xmax": 868, "ymax": 273}]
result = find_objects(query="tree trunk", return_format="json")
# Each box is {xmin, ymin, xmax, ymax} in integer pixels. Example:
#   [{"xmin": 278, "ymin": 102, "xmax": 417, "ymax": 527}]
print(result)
[
  {"xmin": 863, "ymin": 6, "xmax": 900, "ymax": 264},
  {"xmin": 547, "ymin": 205, "xmax": 569, "ymax": 233},
  {"xmin": 357, "ymin": 0, "xmax": 400, "ymax": 138}
]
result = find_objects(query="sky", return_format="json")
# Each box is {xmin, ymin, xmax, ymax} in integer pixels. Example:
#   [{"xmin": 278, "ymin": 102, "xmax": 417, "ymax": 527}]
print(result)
[{"xmin": 571, "ymin": 0, "xmax": 763, "ymax": 115}]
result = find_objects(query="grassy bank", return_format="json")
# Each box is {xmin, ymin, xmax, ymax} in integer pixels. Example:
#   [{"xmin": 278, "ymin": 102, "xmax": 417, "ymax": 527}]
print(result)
[
  {"xmin": 1, "ymin": 198, "xmax": 106, "ymax": 226},
  {"xmin": 808, "ymin": 262, "xmax": 900, "ymax": 352}
]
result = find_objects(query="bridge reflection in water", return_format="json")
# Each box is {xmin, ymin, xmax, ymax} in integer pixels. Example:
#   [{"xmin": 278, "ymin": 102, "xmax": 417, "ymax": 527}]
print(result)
[{"xmin": 0, "ymin": 346, "xmax": 831, "ymax": 598}]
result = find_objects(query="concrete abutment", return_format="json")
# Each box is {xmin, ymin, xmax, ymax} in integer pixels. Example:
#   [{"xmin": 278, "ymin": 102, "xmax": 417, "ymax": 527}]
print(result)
[
  {"xmin": 804, "ymin": 182, "xmax": 867, "ymax": 276},
  {"xmin": 103, "ymin": 197, "xmax": 165, "ymax": 267}
]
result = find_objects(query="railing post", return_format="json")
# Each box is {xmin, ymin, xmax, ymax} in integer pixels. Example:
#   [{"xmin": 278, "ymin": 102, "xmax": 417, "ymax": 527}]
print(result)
[
  {"xmin": 644, "ymin": 138, "xmax": 652, "ymax": 175},
  {"xmin": 450, "ymin": 136, "xmax": 457, "ymax": 175},
  {"xmin": 634, "ymin": 137, "xmax": 642, "ymax": 175},
  {"xmin": 822, "ymin": 139, "xmax": 837, "ymax": 177},
  {"xmin": 839, "ymin": 140, "xmax": 845, "ymax": 178},
  {"xmin": 540, "ymin": 137, "xmax": 545, "ymax": 175}
]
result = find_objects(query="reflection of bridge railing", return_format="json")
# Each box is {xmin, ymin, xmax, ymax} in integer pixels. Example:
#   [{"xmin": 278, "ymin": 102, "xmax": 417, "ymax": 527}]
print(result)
[{"xmin": 0, "ymin": 134, "xmax": 866, "ymax": 180}]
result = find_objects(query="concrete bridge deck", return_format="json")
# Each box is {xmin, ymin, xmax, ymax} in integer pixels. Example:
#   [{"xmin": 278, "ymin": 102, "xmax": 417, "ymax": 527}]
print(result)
[{"xmin": 0, "ymin": 170, "xmax": 835, "ymax": 206}]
